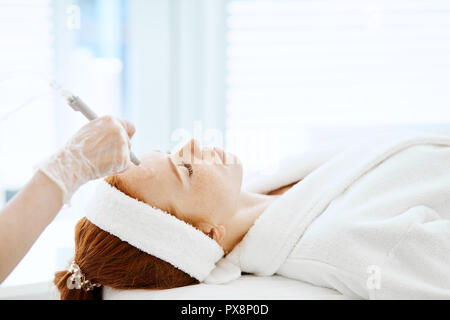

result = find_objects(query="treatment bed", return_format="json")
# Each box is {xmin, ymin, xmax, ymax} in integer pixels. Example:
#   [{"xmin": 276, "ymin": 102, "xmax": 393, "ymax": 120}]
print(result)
[
  {"xmin": 0, "ymin": 275, "xmax": 350, "ymax": 299},
  {"xmin": 102, "ymin": 275, "xmax": 350, "ymax": 300}
]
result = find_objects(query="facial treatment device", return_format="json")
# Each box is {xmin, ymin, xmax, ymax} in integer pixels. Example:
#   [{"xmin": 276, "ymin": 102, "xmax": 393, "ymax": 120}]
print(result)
[{"xmin": 51, "ymin": 82, "xmax": 141, "ymax": 166}]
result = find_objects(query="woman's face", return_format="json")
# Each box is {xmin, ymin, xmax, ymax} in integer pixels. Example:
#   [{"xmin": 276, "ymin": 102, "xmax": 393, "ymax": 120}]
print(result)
[{"xmin": 118, "ymin": 139, "xmax": 243, "ymax": 226}]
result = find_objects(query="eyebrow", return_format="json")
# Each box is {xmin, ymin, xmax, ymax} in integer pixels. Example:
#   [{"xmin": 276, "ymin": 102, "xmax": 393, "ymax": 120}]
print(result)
[{"xmin": 168, "ymin": 156, "xmax": 182, "ymax": 183}]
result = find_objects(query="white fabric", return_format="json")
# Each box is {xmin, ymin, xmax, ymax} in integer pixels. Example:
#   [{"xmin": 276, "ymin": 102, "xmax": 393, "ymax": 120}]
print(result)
[
  {"xmin": 206, "ymin": 132, "xmax": 450, "ymax": 299},
  {"xmin": 103, "ymin": 275, "xmax": 348, "ymax": 300},
  {"xmin": 84, "ymin": 180, "xmax": 224, "ymax": 282}
]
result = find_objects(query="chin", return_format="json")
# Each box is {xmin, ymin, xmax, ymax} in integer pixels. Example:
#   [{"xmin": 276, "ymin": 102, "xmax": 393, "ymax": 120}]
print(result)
[{"xmin": 225, "ymin": 151, "xmax": 241, "ymax": 166}]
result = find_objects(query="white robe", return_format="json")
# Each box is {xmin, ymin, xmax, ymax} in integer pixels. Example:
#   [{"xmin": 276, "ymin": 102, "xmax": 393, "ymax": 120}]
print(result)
[{"xmin": 204, "ymin": 132, "xmax": 450, "ymax": 299}]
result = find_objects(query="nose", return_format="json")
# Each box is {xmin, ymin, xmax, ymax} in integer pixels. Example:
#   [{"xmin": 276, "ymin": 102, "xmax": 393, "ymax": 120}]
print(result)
[{"xmin": 178, "ymin": 139, "xmax": 202, "ymax": 162}]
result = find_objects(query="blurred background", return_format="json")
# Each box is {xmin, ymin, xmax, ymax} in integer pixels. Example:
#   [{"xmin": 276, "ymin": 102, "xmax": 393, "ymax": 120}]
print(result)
[{"xmin": 0, "ymin": 0, "xmax": 449, "ymax": 287}]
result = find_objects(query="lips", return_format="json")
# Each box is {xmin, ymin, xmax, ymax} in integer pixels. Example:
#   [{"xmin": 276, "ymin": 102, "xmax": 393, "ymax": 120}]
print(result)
[{"xmin": 213, "ymin": 147, "xmax": 225, "ymax": 163}]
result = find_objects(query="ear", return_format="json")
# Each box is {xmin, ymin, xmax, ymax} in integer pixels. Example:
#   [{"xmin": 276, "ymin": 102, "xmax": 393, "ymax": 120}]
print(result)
[{"xmin": 197, "ymin": 222, "xmax": 226, "ymax": 243}]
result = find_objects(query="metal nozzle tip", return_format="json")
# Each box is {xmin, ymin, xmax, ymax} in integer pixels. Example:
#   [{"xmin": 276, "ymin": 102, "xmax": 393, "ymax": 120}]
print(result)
[{"xmin": 49, "ymin": 80, "xmax": 74, "ymax": 101}]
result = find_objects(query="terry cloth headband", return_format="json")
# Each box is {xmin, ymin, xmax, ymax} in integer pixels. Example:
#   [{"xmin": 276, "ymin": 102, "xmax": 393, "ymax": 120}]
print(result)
[{"xmin": 84, "ymin": 180, "xmax": 224, "ymax": 281}]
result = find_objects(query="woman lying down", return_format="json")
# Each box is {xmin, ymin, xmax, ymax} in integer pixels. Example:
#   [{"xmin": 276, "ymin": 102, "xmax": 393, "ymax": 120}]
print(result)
[{"xmin": 54, "ymin": 132, "xmax": 450, "ymax": 300}]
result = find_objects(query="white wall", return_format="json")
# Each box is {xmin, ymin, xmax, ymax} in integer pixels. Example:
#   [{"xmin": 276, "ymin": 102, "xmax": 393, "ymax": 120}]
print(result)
[{"xmin": 126, "ymin": 0, "xmax": 227, "ymax": 155}]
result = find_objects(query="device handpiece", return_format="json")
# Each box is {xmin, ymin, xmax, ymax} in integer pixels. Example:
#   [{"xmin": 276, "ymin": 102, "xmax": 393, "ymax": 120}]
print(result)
[{"xmin": 67, "ymin": 95, "xmax": 141, "ymax": 166}]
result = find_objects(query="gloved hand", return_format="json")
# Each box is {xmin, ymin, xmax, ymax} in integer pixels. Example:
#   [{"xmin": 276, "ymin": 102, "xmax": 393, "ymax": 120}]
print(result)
[{"xmin": 37, "ymin": 116, "xmax": 136, "ymax": 204}]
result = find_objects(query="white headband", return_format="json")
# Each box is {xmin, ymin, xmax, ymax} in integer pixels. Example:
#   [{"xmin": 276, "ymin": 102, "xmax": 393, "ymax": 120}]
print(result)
[{"xmin": 84, "ymin": 180, "xmax": 224, "ymax": 281}]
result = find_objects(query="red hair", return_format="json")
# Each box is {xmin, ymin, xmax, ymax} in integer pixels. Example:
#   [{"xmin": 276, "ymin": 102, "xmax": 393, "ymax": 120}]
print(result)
[{"xmin": 54, "ymin": 175, "xmax": 198, "ymax": 300}]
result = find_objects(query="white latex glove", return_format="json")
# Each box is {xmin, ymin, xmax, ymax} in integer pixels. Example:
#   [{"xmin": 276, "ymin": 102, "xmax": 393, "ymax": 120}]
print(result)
[{"xmin": 37, "ymin": 116, "xmax": 136, "ymax": 204}]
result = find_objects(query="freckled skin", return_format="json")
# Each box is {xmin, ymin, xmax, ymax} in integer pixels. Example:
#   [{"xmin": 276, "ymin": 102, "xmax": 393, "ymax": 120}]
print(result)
[{"xmin": 118, "ymin": 139, "xmax": 243, "ymax": 226}]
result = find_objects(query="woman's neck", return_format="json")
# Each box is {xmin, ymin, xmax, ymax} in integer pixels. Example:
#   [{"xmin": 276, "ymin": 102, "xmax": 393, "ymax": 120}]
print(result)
[{"xmin": 221, "ymin": 191, "xmax": 278, "ymax": 254}]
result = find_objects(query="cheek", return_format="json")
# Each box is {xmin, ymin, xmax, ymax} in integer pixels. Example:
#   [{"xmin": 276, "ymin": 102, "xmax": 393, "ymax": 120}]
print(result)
[
  {"xmin": 193, "ymin": 166, "xmax": 233, "ymax": 192},
  {"xmin": 190, "ymin": 167, "xmax": 240, "ymax": 208}
]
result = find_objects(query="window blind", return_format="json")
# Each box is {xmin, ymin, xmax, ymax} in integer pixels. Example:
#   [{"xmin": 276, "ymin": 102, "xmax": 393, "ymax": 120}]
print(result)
[
  {"xmin": 0, "ymin": 0, "xmax": 54, "ymax": 188},
  {"xmin": 225, "ymin": 0, "xmax": 450, "ymax": 166}
]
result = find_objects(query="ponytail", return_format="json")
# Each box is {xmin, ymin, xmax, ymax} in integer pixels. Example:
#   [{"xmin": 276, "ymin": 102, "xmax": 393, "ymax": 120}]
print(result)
[{"xmin": 53, "ymin": 269, "xmax": 101, "ymax": 300}]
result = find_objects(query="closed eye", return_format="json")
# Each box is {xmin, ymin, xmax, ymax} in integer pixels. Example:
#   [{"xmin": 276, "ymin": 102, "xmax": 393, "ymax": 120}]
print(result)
[{"xmin": 182, "ymin": 163, "xmax": 193, "ymax": 177}]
